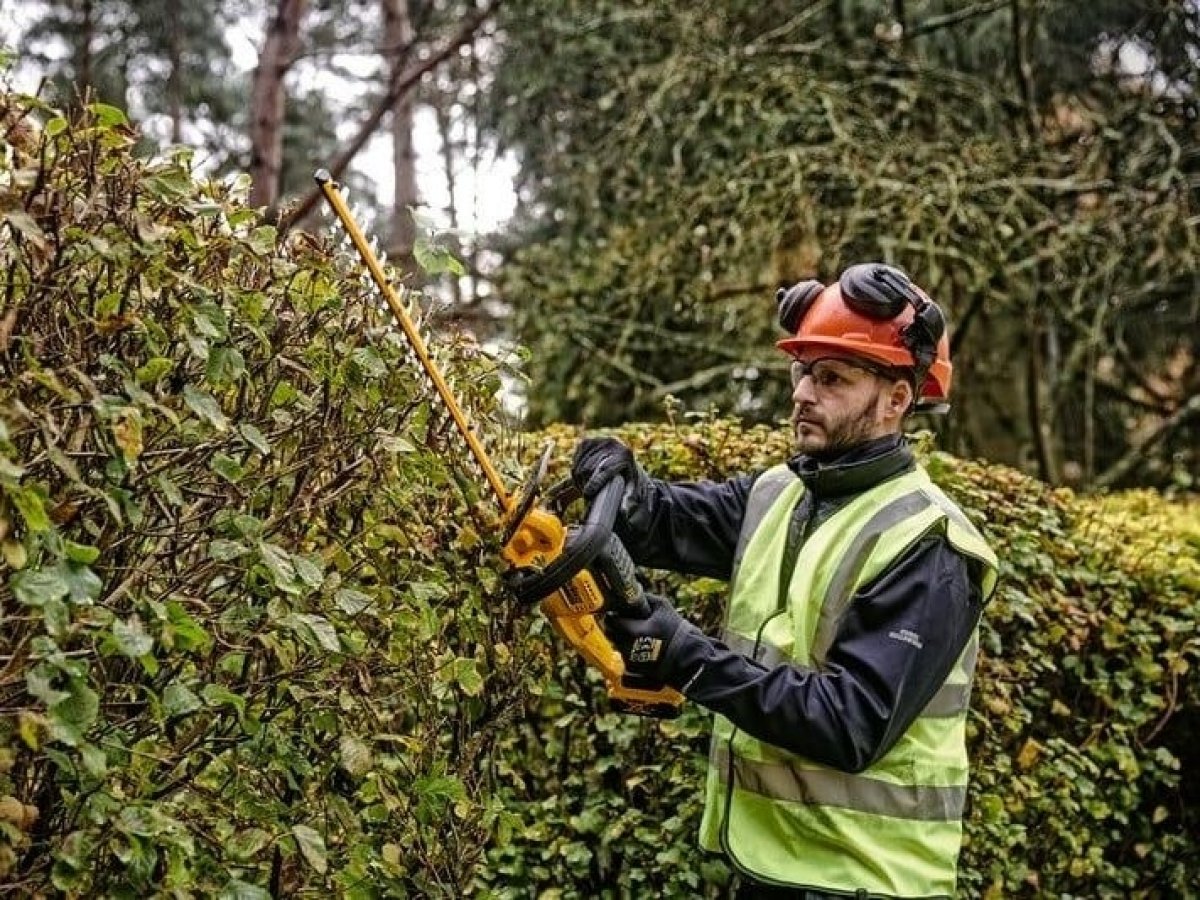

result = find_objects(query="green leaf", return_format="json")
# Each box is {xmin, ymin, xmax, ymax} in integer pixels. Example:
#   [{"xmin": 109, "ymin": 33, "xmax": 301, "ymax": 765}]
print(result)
[
  {"xmin": 284, "ymin": 613, "xmax": 341, "ymax": 653},
  {"xmin": 183, "ymin": 384, "xmax": 229, "ymax": 431},
  {"xmin": 350, "ymin": 347, "xmax": 387, "ymax": 378},
  {"xmin": 155, "ymin": 473, "xmax": 184, "ymax": 507},
  {"xmin": 413, "ymin": 239, "xmax": 466, "ymax": 276},
  {"xmin": 293, "ymin": 554, "xmax": 325, "ymax": 589},
  {"xmin": 64, "ymin": 541, "xmax": 100, "ymax": 564},
  {"xmin": 10, "ymin": 569, "xmax": 70, "ymax": 606},
  {"xmin": 49, "ymin": 677, "xmax": 100, "ymax": 741},
  {"xmin": 53, "ymin": 561, "xmax": 102, "ymax": 605},
  {"xmin": 10, "ymin": 484, "xmax": 51, "ymax": 532},
  {"xmin": 239, "ymin": 423, "xmax": 272, "ymax": 455},
  {"xmin": 202, "ymin": 683, "xmax": 246, "ymax": 718},
  {"xmin": 163, "ymin": 682, "xmax": 203, "ymax": 717},
  {"xmin": 451, "ymin": 657, "xmax": 485, "ymax": 697},
  {"xmin": 43, "ymin": 597, "xmax": 70, "ymax": 639},
  {"xmin": 208, "ymin": 539, "xmax": 248, "ymax": 561},
  {"xmin": 334, "ymin": 588, "xmax": 374, "ymax": 616},
  {"xmin": 112, "ymin": 616, "xmax": 154, "ymax": 658},
  {"xmin": 228, "ymin": 828, "xmax": 273, "ymax": 862},
  {"xmin": 210, "ymin": 453, "xmax": 245, "ymax": 483},
  {"xmin": 207, "ymin": 346, "xmax": 246, "ymax": 385},
  {"xmin": 219, "ymin": 880, "xmax": 272, "ymax": 900},
  {"xmin": 165, "ymin": 601, "xmax": 211, "ymax": 652},
  {"xmin": 258, "ymin": 543, "xmax": 300, "ymax": 594},
  {"xmin": 90, "ymin": 102, "xmax": 128, "ymax": 126},
  {"xmin": 135, "ymin": 357, "xmax": 174, "ymax": 385},
  {"xmin": 290, "ymin": 824, "xmax": 328, "ymax": 874},
  {"xmin": 339, "ymin": 734, "xmax": 373, "ymax": 777}
]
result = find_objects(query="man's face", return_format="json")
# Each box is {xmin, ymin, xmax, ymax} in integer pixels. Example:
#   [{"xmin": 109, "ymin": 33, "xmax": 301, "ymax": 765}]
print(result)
[{"xmin": 788, "ymin": 351, "xmax": 905, "ymax": 454}]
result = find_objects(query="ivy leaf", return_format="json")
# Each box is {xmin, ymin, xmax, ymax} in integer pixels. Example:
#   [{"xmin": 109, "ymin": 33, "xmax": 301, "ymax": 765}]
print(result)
[
  {"xmin": 49, "ymin": 677, "xmax": 100, "ymax": 745},
  {"xmin": 112, "ymin": 616, "xmax": 154, "ymax": 658},
  {"xmin": 450, "ymin": 657, "xmax": 485, "ymax": 697},
  {"xmin": 290, "ymin": 824, "xmax": 328, "ymax": 874}
]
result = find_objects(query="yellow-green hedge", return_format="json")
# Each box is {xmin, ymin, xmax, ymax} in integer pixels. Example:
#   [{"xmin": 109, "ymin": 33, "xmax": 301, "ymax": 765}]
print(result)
[{"xmin": 477, "ymin": 421, "xmax": 1200, "ymax": 898}]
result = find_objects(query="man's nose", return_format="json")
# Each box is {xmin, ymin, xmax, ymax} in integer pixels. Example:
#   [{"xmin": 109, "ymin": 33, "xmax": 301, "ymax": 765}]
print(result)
[{"xmin": 792, "ymin": 371, "xmax": 817, "ymax": 404}]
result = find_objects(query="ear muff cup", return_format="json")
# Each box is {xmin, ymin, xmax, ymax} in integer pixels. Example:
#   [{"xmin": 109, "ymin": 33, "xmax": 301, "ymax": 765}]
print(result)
[{"xmin": 775, "ymin": 280, "xmax": 825, "ymax": 334}]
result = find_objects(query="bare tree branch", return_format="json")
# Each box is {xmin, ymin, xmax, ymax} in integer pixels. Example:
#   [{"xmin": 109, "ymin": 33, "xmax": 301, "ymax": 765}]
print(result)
[
  {"xmin": 1094, "ymin": 394, "xmax": 1200, "ymax": 489},
  {"xmin": 907, "ymin": 0, "xmax": 1009, "ymax": 38},
  {"xmin": 281, "ymin": 0, "xmax": 503, "ymax": 232}
]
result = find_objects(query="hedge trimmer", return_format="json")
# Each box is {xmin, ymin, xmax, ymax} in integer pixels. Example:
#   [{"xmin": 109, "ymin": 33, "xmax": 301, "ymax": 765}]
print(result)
[{"xmin": 314, "ymin": 170, "xmax": 683, "ymax": 718}]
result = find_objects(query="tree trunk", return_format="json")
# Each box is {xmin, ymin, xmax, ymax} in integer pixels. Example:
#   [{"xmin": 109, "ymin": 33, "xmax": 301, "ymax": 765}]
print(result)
[
  {"xmin": 383, "ymin": 0, "xmax": 418, "ymax": 267},
  {"xmin": 433, "ymin": 90, "xmax": 463, "ymax": 307},
  {"xmin": 249, "ymin": 0, "xmax": 306, "ymax": 211},
  {"xmin": 167, "ymin": 13, "xmax": 183, "ymax": 144},
  {"xmin": 74, "ymin": 0, "xmax": 95, "ymax": 96}
]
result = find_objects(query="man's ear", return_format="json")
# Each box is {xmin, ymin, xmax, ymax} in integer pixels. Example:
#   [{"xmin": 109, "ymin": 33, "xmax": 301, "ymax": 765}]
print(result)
[{"xmin": 887, "ymin": 378, "xmax": 914, "ymax": 419}]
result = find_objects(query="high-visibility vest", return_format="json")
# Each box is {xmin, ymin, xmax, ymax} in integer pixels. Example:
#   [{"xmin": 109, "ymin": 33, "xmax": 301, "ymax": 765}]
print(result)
[{"xmin": 698, "ymin": 463, "xmax": 998, "ymax": 898}]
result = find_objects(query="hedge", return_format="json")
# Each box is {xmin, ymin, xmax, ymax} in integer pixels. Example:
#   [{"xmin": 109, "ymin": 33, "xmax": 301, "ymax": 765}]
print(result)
[{"xmin": 3, "ymin": 93, "xmax": 1197, "ymax": 899}]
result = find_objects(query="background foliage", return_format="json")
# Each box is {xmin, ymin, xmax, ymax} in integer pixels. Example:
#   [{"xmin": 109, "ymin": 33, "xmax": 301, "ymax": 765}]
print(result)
[
  {"xmin": 3, "ymin": 83, "xmax": 1199, "ymax": 899},
  {"xmin": 486, "ymin": 0, "xmax": 1200, "ymax": 492}
]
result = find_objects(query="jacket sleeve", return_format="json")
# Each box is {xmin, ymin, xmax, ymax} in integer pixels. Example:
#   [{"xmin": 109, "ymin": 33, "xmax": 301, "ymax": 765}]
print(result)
[
  {"xmin": 615, "ymin": 474, "xmax": 756, "ymax": 580},
  {"xmin": 667, "ymin": 533, "xmax": 984, "ymax": 772}
]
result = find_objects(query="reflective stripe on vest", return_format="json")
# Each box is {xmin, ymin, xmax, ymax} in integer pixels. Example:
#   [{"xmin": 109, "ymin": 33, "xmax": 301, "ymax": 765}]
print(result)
[{"xmin": 699, "ymin": 462, "xmax": 998, "ymax": 898}]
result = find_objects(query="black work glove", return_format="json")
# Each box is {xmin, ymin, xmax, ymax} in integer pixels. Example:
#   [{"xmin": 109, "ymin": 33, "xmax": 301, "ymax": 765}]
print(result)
[
  {"xmin": 604, "ymin": 594, "xmax": 710, "ymax": 690},
  {"xmin": 571, "ymin": 437, "xmax": 649, "ymax": 510}
]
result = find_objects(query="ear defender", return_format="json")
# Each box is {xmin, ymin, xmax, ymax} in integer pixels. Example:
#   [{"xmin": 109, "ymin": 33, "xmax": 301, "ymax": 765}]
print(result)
[
  {"xmin": 775, "ymin": 280, "xmax": 826, "ymax": 334},
  {"xmin": 840, "ymin": 263, "xmax": 947, "ymax": 377}
]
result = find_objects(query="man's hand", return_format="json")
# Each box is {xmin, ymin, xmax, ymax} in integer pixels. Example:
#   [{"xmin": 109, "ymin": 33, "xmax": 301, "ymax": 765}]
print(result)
[
  {"xmin": 605, "ymin": 594, "xmax": 696, "ymax": 688},
  {"xmin": 572, "ymin": 437, "xmax": 641, "ymax": 502}
]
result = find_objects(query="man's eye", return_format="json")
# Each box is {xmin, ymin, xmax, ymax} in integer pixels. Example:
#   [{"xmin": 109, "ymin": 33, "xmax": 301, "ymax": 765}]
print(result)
[{"xmin": 815, "ymin": 368, "xmax": 843, "ymax": 388}]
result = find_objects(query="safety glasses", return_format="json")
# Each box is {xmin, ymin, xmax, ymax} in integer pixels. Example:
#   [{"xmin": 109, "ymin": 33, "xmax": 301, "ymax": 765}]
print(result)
[{"xmin": 789, "ymin": 357, "xmax": 899, "ymax": 392}]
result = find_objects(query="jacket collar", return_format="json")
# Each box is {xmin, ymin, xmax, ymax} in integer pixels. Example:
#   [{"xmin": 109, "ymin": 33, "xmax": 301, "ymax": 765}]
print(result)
[{"xmin": 787, "ymin": 433, "xmax": 914, "ymax": 499}]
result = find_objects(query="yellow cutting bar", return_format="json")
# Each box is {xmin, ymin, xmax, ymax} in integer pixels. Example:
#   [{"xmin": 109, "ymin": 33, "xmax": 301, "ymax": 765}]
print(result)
[{"xmin": 314, "ymin": 170, "xmax": 512, "ymax": 513}]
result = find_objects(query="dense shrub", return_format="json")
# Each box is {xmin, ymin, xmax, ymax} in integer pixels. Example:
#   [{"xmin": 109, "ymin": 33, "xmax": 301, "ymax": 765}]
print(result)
[
  {"xmin": 0, "ymin": 94, "xmax": 531, "ymax": 897},
  {"xmin": 478, "ymin": 422, "xmax": 1200, "ymax": 898}
]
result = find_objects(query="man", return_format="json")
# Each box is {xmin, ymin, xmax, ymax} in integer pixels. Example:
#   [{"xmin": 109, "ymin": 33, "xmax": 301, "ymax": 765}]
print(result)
[{"xmin": 574, "ymin": 263, "xmax": 998, "ymax": 899}]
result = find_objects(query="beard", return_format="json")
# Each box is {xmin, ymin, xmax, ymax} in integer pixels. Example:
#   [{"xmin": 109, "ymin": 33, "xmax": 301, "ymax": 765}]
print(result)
[{"xmin": 793, "ymin": 392, "xmax": 883, "ymax": 456}]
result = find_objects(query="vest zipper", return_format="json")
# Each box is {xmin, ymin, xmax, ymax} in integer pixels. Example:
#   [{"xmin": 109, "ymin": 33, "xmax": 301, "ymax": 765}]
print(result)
[{"xmin": 719, "ymin": 492, "xmax": 818, "ymax": 881}]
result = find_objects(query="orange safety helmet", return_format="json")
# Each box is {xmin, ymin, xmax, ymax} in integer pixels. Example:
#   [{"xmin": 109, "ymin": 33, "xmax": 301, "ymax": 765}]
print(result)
[{"xmin": 775, "ymin": 263, "xmax": 952, "ymax": 404}]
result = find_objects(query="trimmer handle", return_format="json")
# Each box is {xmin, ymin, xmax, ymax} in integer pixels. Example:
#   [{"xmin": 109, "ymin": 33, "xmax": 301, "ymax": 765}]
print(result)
[
  {"xmin": 506, "ymin": 476, "xmax": 625, "ymax": 605},
  {"xmin": 590, "ymin": 534, "xmax": 652, "ymax": 618}
]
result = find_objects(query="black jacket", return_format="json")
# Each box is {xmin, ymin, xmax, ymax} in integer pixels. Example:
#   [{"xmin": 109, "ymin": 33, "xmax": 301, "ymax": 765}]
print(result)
[{"xmin": 617, "ymin": 434, "xmax": 985, "ymax": 773}]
